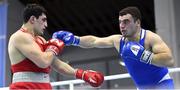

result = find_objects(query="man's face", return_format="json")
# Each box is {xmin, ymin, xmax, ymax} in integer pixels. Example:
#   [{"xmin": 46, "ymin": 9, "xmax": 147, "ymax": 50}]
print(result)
[
  {"xmin": 119, "ymin": 14, "xmax": 138, "ymax": 37},
  {"xmin": 34, "ymin": 13, "xmax": 47, "ymax": 35}
]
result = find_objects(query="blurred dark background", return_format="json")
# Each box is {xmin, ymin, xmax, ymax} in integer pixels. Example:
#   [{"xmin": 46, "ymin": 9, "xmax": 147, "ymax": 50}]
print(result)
[{"xmin": 18, "ymin": 0, "xmax": 155, "ymax": 37}]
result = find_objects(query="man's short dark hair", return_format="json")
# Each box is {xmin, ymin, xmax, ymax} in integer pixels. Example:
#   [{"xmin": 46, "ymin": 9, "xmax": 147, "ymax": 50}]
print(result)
[
  {"xmin": 23, "ymin": 4, "xmax": 47, "ymax": 23},
  {"xmin": 119, "ymin": 7, "xmax": 141, "ymax": 22}
]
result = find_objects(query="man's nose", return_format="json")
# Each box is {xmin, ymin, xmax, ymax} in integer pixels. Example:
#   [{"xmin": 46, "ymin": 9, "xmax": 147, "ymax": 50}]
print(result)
[
  {"xmin": 120, "ymin": 22, "xmax": 126, "ymax": 29},
  {"xmin": 45, "ymin": 22, "xmax": 48, "ymax": 27}
]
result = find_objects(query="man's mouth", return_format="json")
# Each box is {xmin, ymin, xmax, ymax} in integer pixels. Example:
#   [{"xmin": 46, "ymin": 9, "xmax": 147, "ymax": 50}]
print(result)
[
  {"xmin": 121, "ymin": 30, "xmax": 126, "ymax": 34},
  {"xmin": 42, "ymin": 28, "xmax": 46, "ymax": 31}
]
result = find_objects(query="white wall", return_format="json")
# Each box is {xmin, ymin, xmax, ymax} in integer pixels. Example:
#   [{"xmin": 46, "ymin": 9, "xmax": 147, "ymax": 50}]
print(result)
[{"xmin": 154, "ymin": 0, "xmax": 180, "ymax": 88}]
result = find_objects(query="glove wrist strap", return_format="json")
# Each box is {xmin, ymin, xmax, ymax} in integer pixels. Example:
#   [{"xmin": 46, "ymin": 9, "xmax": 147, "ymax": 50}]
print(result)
[
  {"xmin": 72, "ymin": 36, "xmax": 80, "ymax": 46},
  {"xmin": 140, "ymin": 50, "xmax": 154, "ymax": 64},
  {"xmin": 75, "ymin": 69, "xmax": 84, "ymax": 79}
]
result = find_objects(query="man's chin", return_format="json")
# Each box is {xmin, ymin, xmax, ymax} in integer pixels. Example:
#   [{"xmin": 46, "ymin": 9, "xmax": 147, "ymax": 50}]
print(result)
[
  {"xmin": 39, "ymin": 32, "xmax": 44, "ymax": 35},
  {"xmin": 122, "ymin": 34, "xmax": 127, "ymax": 37},
  {"xmin": 36, "ymin": 32, "xmax": 44, "ymax": 36},
  {"xmin": 122, "ymin": 34, "xmax": 132, "ymax": 38}
]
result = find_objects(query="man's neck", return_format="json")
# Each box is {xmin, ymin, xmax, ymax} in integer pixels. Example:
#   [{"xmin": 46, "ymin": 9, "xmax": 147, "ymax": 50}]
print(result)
[
  {"xmin": 21, "ymin": 23, "xmax": 35, "ymax": 37},
  {"xmin": 126, "ymin": 28, "xmax": 141, "ymax": 42}
]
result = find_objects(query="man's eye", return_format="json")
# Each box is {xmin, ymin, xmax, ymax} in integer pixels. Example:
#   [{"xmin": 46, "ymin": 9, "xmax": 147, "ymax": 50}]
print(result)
[
  {"xmin": 119, "ymin": 20, "xmax": 130, "ymax": 24},
  {"xmin": 124, "ymin": 20, "xmax": 130, "ymax": 24},
  {"xmin": 42, "ymin": 18, "xmax": 47, "ymax": 22}
]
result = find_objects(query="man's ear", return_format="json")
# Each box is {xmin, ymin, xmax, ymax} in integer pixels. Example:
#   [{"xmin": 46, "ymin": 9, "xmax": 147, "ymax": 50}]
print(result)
[
  {"xmin": 136, "ymin": 19, "xmax": 141, "ymax": 27},
  {"xmin": 29, "ymin": 16, "xmax": 36, "ymax": 24}
]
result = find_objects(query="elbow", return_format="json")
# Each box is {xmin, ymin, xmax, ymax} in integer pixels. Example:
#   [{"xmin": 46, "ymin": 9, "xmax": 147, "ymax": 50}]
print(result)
[
  {"xmin": 39, "ymin": 64, "xmax": 50, "ymax": 68},
  {"xmin": 167, "ymin": 59, "xmax": 175, "ymax": 67},
  {"xmin": 166, "ymin": 55, "xmax": 175, "ymax": 67},
  {"xmin": 37, "ymin": 61, "xmax": 50, "ymax": 68}
]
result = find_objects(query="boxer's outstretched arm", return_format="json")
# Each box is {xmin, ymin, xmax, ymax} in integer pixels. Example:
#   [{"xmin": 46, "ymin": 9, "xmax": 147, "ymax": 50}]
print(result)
[
  {"xmin": 14, "ymin": 33, "xmax": 55, "ymax": 68},
  {"xmin": 149, "ymin": 32, "xmax": 174, "ymax": 67},
  {"xmin": 78, "ymin": 35, "xmax": 121, "ymax": 48}
]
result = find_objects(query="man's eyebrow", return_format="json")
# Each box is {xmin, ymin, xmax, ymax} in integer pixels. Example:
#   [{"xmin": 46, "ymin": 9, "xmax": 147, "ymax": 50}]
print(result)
[
  {"xmin": 119, "ymin": 19, "xmax": 130, "ymax": 22},
  {"xmin": 119, "ymin": 19, "xmax": 129, "ymax": 21}
]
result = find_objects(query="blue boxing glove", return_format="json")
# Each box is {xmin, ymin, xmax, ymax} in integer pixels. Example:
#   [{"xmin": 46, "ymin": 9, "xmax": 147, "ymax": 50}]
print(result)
[
  {"xmin": 122, "ymin": 41, "xmax": 154, "ymax": 64},
  {"xmin": 52, "ymin": 31, "xmax": 80, "ymax": 46}
]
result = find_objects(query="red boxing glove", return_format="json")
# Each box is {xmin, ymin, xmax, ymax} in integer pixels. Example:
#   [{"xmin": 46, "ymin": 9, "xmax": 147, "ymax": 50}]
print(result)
[
  {"xmin": 45, "ymin": 38, "xmax": 64, "ymax": 55},
  {"xmin": 75, "ymin": 69, "xmax": 104, "ymax": 87}
]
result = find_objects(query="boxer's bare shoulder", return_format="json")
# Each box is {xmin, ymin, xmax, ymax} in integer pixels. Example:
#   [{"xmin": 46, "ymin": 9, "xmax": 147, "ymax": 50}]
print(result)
[{"xmin": 8, "ymin": 30, "xmax": 34, "ymax": 65}]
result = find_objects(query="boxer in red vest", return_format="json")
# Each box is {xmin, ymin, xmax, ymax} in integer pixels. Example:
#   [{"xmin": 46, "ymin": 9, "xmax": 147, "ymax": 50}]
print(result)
[{"xmin": 8, "ymin": 4, "xmax": 104, "ymax": 89}]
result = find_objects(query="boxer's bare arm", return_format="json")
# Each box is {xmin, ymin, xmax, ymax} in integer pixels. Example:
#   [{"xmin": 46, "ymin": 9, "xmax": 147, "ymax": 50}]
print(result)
[
  {"xmin": 51, "ymin": 57, "xmax": 75, "ymax": 76},
  {"xmin": 13, "ymin": 33, "xmax": 54, "ymax": 68},
  {"xmin": 51, "ymin": 57, "xmax": 104, "ymax": 87},
  {"xmin": 148, "ymin": 31, "xmax": 174, "ymax": 67},
  {"xmin": 78, "ymin": 35, "xmax": 121, "ymax": 48}
]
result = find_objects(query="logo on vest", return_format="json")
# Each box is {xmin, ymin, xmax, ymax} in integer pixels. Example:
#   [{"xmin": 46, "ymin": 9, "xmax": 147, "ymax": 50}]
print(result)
[{"xmin": 130, "ymin": 45, "xmax": 140, "ymax": 56}]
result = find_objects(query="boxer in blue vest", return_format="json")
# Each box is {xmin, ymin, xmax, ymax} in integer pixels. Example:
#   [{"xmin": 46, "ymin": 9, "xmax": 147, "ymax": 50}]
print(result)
[{"xmin": 53, "ymin": 7, "xmax": 175, "ymax": 89}]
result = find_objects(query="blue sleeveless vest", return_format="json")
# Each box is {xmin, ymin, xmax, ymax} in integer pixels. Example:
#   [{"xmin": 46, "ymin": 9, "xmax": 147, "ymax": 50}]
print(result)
[{"xmin": 119, "ymin": 29, "xmax": 168, "ymax": 87}]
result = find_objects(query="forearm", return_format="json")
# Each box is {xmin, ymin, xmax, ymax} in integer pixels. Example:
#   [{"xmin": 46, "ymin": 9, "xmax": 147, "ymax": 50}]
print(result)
[
  {"xmin": 78, "ymin": 35, "xmax": 113, "ymax": 48},
  {"xmin": 52, "ymin": 58, "xmax": 75, "ymax": 76},
  {"xmin": 57, "ymin": 62, "xmax": 75, "ymax": 76},
  {"xmin": 151, "ymin": 53, "xmax": 174, "ymax": 67},
  {"xmin": 78, "ymin": 35, "xmax": 98, "ymax": 48}
]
